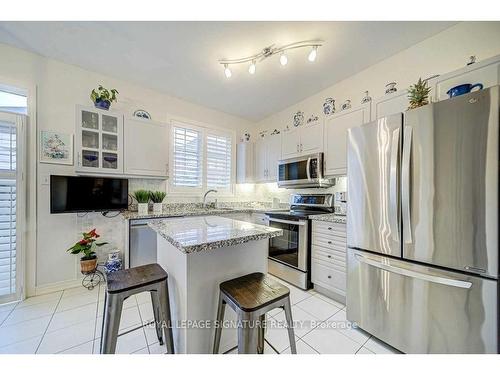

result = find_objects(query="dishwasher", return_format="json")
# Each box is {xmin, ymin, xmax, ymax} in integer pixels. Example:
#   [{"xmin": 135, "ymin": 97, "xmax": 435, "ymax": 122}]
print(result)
[{"xmin": 129, "ymin": 217, "xmax": 168, "ymax": 268}]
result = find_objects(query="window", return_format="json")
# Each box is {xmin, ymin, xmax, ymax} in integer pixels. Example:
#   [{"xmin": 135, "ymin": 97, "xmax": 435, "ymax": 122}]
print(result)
[
  {"xmin": 172, "ymin": 127, "xmax": 202, "ymax": 188},
  {"xmin": 170, "ymin": 120, "xmax": 234, "ymax": 194},
  {"xmin": 0, "ymin": 89, "xmax": 27, "ymax": 115},
  {"xmin": 0, "ymin": 114, "xmax": 20, "ymax": 301},
  {"xmin": 206, "ymin": 134, "xmax": 232, "ymax": 190}
]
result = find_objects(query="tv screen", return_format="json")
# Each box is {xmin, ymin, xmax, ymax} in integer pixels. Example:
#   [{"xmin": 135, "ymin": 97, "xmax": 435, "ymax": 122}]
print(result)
[{"xmin": 50, "ymin": 175, "xmax": 129, "ymax": 213}]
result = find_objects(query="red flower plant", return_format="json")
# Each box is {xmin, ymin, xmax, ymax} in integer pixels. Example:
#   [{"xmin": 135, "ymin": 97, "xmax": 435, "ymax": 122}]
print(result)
[{"xmin": 67, "ymin": 228, "xmax": 108, "ymax": 260}]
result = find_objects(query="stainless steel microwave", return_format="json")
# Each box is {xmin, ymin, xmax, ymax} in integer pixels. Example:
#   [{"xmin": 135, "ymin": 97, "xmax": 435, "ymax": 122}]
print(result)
[{"xmin": 277, "ymin": 152, "xmax": 335, "ymax": 188}]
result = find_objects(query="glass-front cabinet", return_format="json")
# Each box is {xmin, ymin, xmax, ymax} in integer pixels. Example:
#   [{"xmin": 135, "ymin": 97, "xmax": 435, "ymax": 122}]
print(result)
[{"xmin": 76, "ymin": 106, "xmax": 124, "ymax": 174}]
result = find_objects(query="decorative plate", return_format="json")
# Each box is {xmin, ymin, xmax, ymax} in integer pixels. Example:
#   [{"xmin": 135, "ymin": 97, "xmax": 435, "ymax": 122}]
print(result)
[
  {"xmin": 293, "ymin": 111, "xmax": 304, "ymax": 127},
  {"xmin": 133, "ymin": 109, "xmax": 152, "ymax": 119}
]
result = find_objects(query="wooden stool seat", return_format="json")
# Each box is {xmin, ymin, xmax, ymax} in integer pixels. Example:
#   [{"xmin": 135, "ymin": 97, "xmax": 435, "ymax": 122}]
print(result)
[
  {"xmin": 213, "ymin": 272, "xmax": 297, "ymax": 354},
  {"xmin": 106, "ymin": 263, "xmax": 167, "ymax": 294},
  {"xmin": 220, "ymin": 272, "xmax": 290, "ymax": 312}
]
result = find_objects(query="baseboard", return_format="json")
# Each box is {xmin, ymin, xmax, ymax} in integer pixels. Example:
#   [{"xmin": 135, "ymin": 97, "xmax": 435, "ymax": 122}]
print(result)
[
  {"xmin": 32, "ymin": 278, "xmax": 83, "ymax": 297},
  {"xmin": 313, "ymin": 284, "xmax": 346, "ymax": 305}
]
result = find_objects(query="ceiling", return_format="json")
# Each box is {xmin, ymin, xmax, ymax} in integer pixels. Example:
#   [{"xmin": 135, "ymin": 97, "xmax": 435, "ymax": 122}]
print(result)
[{"xmin": 0, "ymin": 21, "xmax": 456, "ymax": 121}]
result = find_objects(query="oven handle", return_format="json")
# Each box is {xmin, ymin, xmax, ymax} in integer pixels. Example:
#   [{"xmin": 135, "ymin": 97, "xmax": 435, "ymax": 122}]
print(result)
[
  {"xmin": 306, "ymin": 157, "xmax": 312, "ymax": 181},
  {"xmin": 268, "ymin": 217, "xmax": 307, "ymax": 226}
]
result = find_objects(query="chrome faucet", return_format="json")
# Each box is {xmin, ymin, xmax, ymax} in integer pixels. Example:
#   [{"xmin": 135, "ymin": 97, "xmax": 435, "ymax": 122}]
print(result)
[{"xmin": 202, "ymin": 189, "xmax": 218, "ymax": 208}]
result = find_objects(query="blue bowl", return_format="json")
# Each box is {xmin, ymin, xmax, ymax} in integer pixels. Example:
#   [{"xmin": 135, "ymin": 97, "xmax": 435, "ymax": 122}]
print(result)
[{"xmin": 447, "ymin": 83, "xmax": 483, "ymax": 98}]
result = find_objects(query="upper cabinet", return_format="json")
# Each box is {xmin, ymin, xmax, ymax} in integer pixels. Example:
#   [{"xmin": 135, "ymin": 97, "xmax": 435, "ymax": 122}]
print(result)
[
  {"xmin": 75, "ymin": 106, "xmax": 169, "ymax": 178},
  {"xmin": 236, "ymin": 142, "xmax": 255, "ymax": 183},
  {"xmin": 124, "ymin": 117, "xmax": 169, "ymax": 178},
  {"xmin": 281, "ymin": 120, "xmax": 323, "ymax": 158},
  {"xmin": 371, "ymin": 89, "xmax": 409, "ymax": 120},
  {"xmin": 428, "ymin": 55, "xmax": 500, "ymax": 101},
  {"xmin": 324, "ymin": 103, "xmax": 371, "ymax": 176},
  {"xmin": 254, "ymin": 134, "xmax": 282, "ymax": 183},
  {"xmin": 75, "ymin": 106, "xmax": 124, "ymax": 174}
]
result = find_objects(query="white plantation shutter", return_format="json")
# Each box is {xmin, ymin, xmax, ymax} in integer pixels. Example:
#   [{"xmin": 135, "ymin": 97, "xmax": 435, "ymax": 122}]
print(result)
[
  {"xmin": 0, "ymin": 118, "xmax": 17, "ymax": 298},
  {"xmin": 206, "ymin": 134, "xmax": 232, "ymax": 190},
  {"xmin": 172, "ymin": 126, "xmax": 202, "ymax": 188}
]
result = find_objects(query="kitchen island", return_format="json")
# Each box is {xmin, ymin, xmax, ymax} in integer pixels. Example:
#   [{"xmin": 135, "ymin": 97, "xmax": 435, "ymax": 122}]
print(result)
[{"xmin": 148, "ymin": 216, "xmax": 282, "ymax": 354}]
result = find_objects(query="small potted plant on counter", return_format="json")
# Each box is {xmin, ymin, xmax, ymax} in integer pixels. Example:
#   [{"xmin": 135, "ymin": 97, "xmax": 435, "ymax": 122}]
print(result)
[
  {"xmin": 90, "ymin": 85, "xmax": 119, "ymax": 110},
  {"xmin": 150, "ymin": 191, "xmax": 166, "ymax": 215},
  {"xmin": 133, "ymin": 190, "xmax": 150, "ymax": 216},
  {"xmin": 67, "ymin": 228, "xmax": 108, "ymax": 274}
]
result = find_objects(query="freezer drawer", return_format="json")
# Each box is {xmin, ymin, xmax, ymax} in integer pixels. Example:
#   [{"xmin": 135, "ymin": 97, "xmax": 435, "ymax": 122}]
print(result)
[{"xmin": 347, "ymin": 249, "xmax": 498, "ymax": 353}]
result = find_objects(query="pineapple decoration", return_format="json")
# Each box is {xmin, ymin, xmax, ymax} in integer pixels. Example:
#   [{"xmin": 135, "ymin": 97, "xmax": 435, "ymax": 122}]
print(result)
[{"xmin": 407, "ymin": 78, "xmax": 431, "ymax": 110}]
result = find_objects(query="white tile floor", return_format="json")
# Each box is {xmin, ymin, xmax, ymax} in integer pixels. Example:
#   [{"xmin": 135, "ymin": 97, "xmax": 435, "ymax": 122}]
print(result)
[{"xmin": 0, "ymin": 275, "xmax": 400, "ymax": 354}]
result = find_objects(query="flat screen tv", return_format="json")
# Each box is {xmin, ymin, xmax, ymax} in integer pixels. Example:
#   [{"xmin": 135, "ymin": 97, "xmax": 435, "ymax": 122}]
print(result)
[{"xmin": 50, "ymin": 175, "xmax": 129, "ymax": 214}]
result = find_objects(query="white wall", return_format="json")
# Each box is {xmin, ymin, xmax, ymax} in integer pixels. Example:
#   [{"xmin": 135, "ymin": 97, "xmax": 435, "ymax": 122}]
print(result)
[
  {"xmin": 256, "ymin": 22, "xmax": 500, "ymax": 134},
  {"xmin": 0, "ymin": 42, "xmax": 254, "ymax": 294}
]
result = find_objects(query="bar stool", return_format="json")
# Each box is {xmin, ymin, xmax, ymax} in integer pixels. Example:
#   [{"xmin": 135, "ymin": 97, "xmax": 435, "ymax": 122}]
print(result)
[
  {"xmin": 100, "ymin": 263, "xmax": 175, "ymax": 354},
  {"xmin": 213, "ymin": 272, "xmax": 297, "ymax": 354}
]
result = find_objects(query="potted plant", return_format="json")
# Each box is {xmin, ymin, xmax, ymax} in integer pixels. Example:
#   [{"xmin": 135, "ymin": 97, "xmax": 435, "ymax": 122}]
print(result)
[
  {"xmin": 134, "ymin": 190, "xmax": 150, "ymax": 216},
  {"xmin": 407, "ymin": 78, "xmax": 431, "ymax": 110},
  {"xmin": 67, "ymin": 228, "xmax": 108, "ymax": 274},
  {"xmin": 90, "ymin": 85, "xmax": 119, "ymax": 110},
  {"xmin": 150, "ymin": 191, "xmax": 166, "ymax": 215}
]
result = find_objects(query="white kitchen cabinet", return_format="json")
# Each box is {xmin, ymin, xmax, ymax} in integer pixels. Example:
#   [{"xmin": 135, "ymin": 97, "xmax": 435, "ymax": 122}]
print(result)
[
  {"xmin": 124, "ymin": 117, "xmax": 169, "ymax": 178},
  {"xmin": 75, "ymin": 105, "xmax": 124, "ymax": 174},
  {"xmin": 281, "ymin": 121, "xmax": 323, "ymax": 158},
  {"xmin": 429, "ymin": 55, "xmax": 500, "ymax": 102},
  {"xmin": 311, "ymin": 221, "xmax": 347, "ymax": 301},
  {"xmin": 236, "ymin": 142, "xmax": 255, "ymax": 183},
  {"xmin": 281, "ymin": 127, "xmax": 301, "ymax": 158},
  {"xmin": 372, "ymin": 90, "xmax": 409, "ymax": 120},
  {"xmin": 254, "ymin": 134, "xmax": 281, "ymax": 183},
  {"xmin": 324, "ymin": 103, "xmax": 371, "ymax": 176}
]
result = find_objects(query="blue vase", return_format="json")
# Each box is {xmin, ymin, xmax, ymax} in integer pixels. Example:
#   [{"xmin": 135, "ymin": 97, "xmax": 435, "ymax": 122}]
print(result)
[
  {"xmin": 446, "ymin": 83, "xmax": 483, "ymax": 98},
  {"xmin": 94, "ymin": 99, "xmax": 111, "ymax": 110},
  {"xmin": 104, "ymin": 252, "xmax": 122, "ymax": 274}
]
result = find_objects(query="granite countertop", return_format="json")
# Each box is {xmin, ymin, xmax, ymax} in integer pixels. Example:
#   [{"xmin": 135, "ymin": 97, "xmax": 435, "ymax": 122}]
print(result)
[
  {"xmin": 148, "ymin": 216, "xmax": 283, "ymax": 254},
  {"xmin": 122, "ymin": 205, "xmax": 286, "ymax": 220},
  {"xmin": 310, "ymin": 214, "xmax": 347, "ymax": 224}
]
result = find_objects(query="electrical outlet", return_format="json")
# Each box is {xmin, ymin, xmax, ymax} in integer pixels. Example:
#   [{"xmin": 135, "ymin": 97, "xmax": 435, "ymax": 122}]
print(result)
[{"xmin": 41, "ymin": 175, "xmax": 50, "ymax": 185}]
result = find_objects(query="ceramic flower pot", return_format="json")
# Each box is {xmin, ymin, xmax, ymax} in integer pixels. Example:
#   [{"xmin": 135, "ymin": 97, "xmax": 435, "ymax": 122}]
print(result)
[
  {"xmin": 138, "ymin": 203, "xmax": 149, "ymax": 216},
  {"xmin": 153, "ymin": 203, "xmax": 163, "ymax": 215},
  {"xmin": 94, "ymin": 99, "xmax": 111, "ymax": 110},
  {"xmin": 80, "ymin": 256, "xmax": 97, "ymax": 274}
]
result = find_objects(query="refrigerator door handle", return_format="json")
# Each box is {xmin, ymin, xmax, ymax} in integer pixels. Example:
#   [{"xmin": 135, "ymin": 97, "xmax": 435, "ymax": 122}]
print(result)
[
  {"xmin": 402, "ymin": 125, "xmax": 413, "ymax": 244},
  {"xmin": 389, "ymin": 128, "xmax": 400, "ymax": 242},
  {"xmin": 355, "ymin": 254, "xmax": 472, "ymax": 289}
]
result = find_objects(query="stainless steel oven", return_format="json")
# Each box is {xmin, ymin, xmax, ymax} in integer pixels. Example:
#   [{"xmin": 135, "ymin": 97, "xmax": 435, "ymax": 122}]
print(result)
[
  {"xmin": 277, "ymin": 153, "xmax": 334, "ymax": 189},
  {"xmin": 268, "ymin": 217, "xmax": 308, "ymax": 272}
]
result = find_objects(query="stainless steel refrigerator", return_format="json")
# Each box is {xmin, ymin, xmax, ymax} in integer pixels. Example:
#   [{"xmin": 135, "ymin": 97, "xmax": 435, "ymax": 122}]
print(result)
[{"xmin": 346, "ymin": 86, "xmax": 499, "ymax": 354}]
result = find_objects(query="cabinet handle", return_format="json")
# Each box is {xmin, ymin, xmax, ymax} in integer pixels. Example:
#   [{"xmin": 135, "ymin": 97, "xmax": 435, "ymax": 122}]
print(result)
[
  {"xmin": 296, "ymin": 144, "xmax": 299, "ymax": 152},
  {"xmin": 77, "ymin": 152, "xmax": 81, "ymax": 166},
  {"xmin": 327, "ymin": 255, "xmax": 332, "ymax": 258},
  {"xmin": 300, "ymin": 143, "xmax": 303, "ymax": 152},
  {"xmin": 327, "ymin": 275, "xmax": 332, "ymax": 279},
  {"xmin": 328, "ymin": 241, "xmax": 332, "ymax": 244},
  {"xmin": 328, "ymin": 227, "xmax": 332, "ymax": 230}
]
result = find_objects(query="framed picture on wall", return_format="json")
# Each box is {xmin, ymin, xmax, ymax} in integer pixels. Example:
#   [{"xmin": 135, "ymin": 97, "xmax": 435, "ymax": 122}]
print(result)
[{"xmin": 39, "ymin": 131, "xmax": 73, "ymax": 165}]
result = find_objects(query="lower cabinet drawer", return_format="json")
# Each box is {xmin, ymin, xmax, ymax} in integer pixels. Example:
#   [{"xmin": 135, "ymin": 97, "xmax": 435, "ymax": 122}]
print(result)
[
  {"xmin": 312, "ymin": 235, "xmax": 346, "ymax": 251},
  {"xmin": 312, "ymin": 246, "xmax": 346, "ymax": 270},
  {"xmin": 311, "ymin": 260, "xmax": 346, "ymax": 295}
]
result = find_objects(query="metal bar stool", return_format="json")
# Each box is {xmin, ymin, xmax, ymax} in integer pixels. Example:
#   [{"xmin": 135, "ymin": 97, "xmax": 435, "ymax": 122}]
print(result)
[
  {"xmin": 213, "ymin": 272, "xmax": 297, "ymax": 354},
  {"xmin": 100, "ymin": 263, "xmax": 175, "ymax": 354}
]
